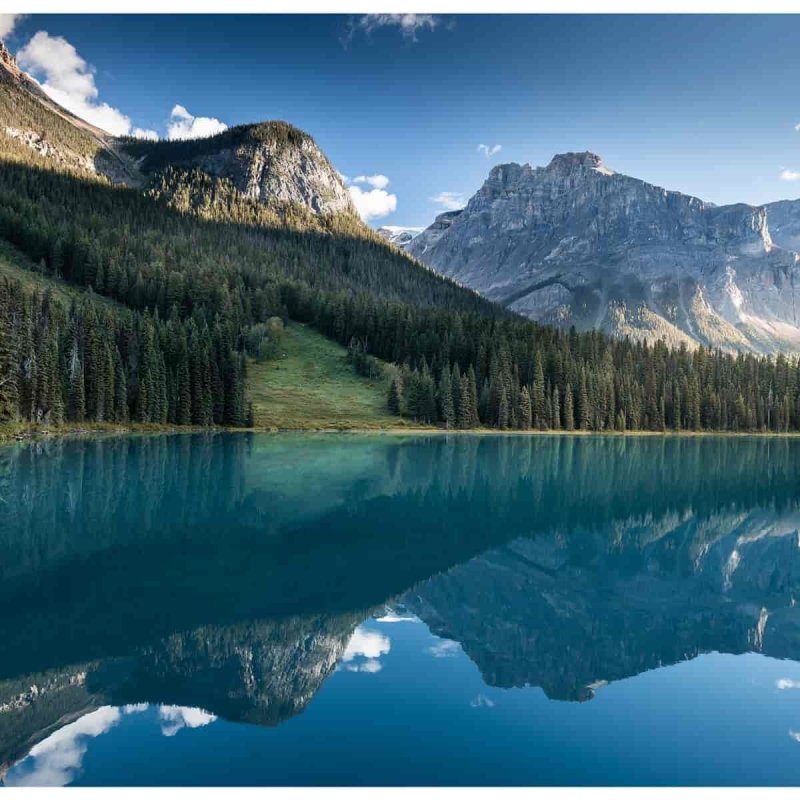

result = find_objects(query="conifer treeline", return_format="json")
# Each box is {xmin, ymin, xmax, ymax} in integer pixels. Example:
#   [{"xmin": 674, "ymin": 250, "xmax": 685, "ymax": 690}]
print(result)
[
  {"xmin": 289, "ymin": 286, "xmax": 800, "ymax": 432},
  {"xmin": 0, "ymin": 278, "xmax": 249, "ymax": 427},
  {"xmin": 3, "ymin": 149, "xmax": 800, "ymax": 433}
]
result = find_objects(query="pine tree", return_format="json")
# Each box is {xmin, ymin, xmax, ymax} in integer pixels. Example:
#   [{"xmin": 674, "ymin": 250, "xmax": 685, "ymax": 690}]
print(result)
[
  {"xmin": 438, "ymin": 367, "xmax": 454, "ymax": 428},
  {"xmin": 520, "ymin": 385, "xmax": 533, "ymax": 429},
  {"xmin": 564, "ymin": 383, "xmax": 575, "ymax": 431},
  {"xmin": 388, "ymin": 375, "xmax": 403, "ymax": 414}
]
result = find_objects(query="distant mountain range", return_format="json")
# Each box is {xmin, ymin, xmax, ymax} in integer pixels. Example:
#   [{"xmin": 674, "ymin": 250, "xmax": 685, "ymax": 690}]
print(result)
[
  {"xmin": 401, "ymin": 152, "xmax": 800, "ymax": 353},
  {"xmin": 376, "ymin": 225, "xmax": 424, "ymax": 247}
]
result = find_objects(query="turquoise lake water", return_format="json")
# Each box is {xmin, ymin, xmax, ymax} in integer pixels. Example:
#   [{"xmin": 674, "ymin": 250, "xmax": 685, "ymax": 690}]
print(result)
[{"xmin": 3, "ymin": 432, "xmax": 800, "ymax": 786}]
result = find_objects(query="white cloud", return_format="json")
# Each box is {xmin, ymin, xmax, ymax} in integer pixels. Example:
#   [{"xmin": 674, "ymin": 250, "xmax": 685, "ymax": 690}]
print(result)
[
  {"xmin": 348, "ymin": 185, "xmax": 397, "ymax": 221},
  {"xmin": 478, "ymin": 143, "xmax": 502, "ymax": 158},
  {"xmin": 0, "ymin": 13, "xmax": 24, "ymax": 39},
  {"xmin": 781, "ymin": 170, "xmax": 800, "ymax": 182},
  {"xmin": 342, "ymin": 173, "xmax": 397, "ymax": 220},
  {"xmin": 349, "ymin": 14, "xmax": 439, "ymax": 42},
  {"xmin": 777, "ymin": 678, "xmax": 800, "ymax": 689},
  {"xmin": 431, "ymin": 191, "xmax": 466, "ymax": 211},
  {"xmin": 5, "ymin": 706, "xmax": 122, "ymax": 787},
  {"xmin": 17, "ymin": 31, "xmax": 135, "ymax": 136},
  {"xmin": 132, "ymin": 127, "xmax": 158, "ymax": 141},
  {"xmin": 794, "ymin": 123, "xmax": 800, "ymax": 132},
  {"xmin": 166, "ymin": 104, "xmax": 228, "ymax": 141},
  {"xmin": 343, "ymin": 627, "xmax": 391, "ymax": 661},
  {"xmin": 427, "ymin": 639, "xmax": 461, "ymax": 658},
  {"xmin": 340, "ymin": 626, "xmax": 391, "ymax": 673},
  {"xmin": 353, "ymin": 174, "xmax": 390, "ymax": 190},
  {"xmin": 345, "ymin": 658, "xmax": 384, "ymax": 673},
  {"xmin": 158, "ymin": 705, "xmax": 217, "ymax": 737}
]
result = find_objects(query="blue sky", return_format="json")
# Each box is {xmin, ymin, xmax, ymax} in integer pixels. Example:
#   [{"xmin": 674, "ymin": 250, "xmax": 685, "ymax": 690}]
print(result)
[{"xmin": 2, "ymin": 13, "xmax": 800, "ymax": 227}]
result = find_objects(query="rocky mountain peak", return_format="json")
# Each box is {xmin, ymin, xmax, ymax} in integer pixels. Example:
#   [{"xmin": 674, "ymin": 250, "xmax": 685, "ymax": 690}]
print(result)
[
  {"xmin": 407, "ymin": 152, "xmax": 800, "ymax": 353},
  {"xmin": 0, "ymin": 41, "xmax": 16, "ymax": 69},
  {"xmin": 546, "ymin": 151, "xmax": 610, "ymax": 173},
  {"xmin": 119, "ymin": 121, "xmax": 357, "ymax": 218}
]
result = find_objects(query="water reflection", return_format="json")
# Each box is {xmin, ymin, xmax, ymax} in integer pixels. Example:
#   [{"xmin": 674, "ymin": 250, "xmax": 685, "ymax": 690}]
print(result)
[{"xmin": 2, "ymin": 433, "xmax": 800, "ymax": 783}]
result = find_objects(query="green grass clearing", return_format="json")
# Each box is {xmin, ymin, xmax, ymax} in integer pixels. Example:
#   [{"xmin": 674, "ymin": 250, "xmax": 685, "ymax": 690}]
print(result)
[{"xmin": 247, "ymin": 322, "xmax": 413, "ymax": 430}]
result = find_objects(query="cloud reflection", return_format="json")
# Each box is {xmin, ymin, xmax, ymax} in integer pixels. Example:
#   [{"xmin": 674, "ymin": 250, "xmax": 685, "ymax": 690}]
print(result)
[{"xmin": 341, "ymin": 626, "xmax": 391, "ymax": 673}]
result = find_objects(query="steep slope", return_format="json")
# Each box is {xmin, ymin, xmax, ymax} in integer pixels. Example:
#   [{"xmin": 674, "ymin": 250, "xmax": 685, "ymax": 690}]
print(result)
[
  {"xmin": 1, "ymin": 40, "xmax": 354, "ymax": 220},
  {"xmin": 408, "ymin": 152, "xmax": 800, "ymax": 353},
  {"xmin": 119, "ymin": 122, "xmax": 356, "ymax": 218},
  {"xmin": 766, "ymin": 198, "xmax": 800, "ymax": 252},
  {"xmin": 0, "ymin": 42, "xmax": 137, "ymax": 183}
]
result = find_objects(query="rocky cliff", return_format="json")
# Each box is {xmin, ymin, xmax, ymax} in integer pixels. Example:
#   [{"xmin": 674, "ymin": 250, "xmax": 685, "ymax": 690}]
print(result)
[
  {"xmin": 408, "ymin": 152, "xmax": 800, "ymax": 353},
  {"xmin": 766, "ymin": 198, "xmax": 800, "ymax": 252},
  {"xmin": 120, "ymin": 122, "xmax": 356, "ymax": 218}
]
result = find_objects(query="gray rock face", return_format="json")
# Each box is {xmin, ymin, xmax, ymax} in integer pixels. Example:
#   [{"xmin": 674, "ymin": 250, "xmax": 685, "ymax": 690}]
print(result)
[
  {"xmin": 766, "ymin": 198, "xmax": 800, "ymax": 252},
  {"xmin": 408, "ymin": 152, "xmax": 800, "ymax": 353},
  {"xmin": 168, "ymin": 125, "xmax": 356, "ymax": 217}
]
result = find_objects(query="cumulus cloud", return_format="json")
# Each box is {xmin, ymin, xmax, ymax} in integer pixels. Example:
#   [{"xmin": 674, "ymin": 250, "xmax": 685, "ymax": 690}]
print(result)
[
  {"xmin": 132, "ymin": 127, "xmax": 159, "ymax": 141},
  {"xmin": 343, "ymin": 627, "xmax": 391, "ymax": 660},
  {"xmin": 4, "ymin": 706, "xmax": 122, "ymax": 787},
  {"xmin": 348, "ymin": 14, "xmax": 439, "ymax": 42},
  {"xmin": 158, "ymin": 705, "xmax": 217, "ymax": 737},
  {"xmin": 340, "ymin": 626, "xmax": 391, "ymax": 673},
  {"xmin": 166, "ymin": 104, "xmax": 228, "ymax": 141},
  {"xmin": 431, "ymin": 191, "xmax": 466, "ymax": 211},
  {"xmin": 353, "ymin": 174, "xmax": 390, "ymax": 190},
  {"xmin": 427, "ymin": 639, "xmax": 461, "ymax": 658},
  {"xmin": 348, "ymin": 185, "xmax": 397, "ymax": 221},
  {"xmin": 344, "ymin": 173, "xmax": 397, "ymax": 221},
  {"xmin": 478, "ymin": 143, "xmax": 502, "ymax": 158},
  {"xmin": 0, "ymin": 13, "xmax": 24, "ymax": 39},
  {"xmin": 781, "ymin": 170, "xmax": 800, "ymax": 182},
  {"xmin": 16, "ymin": 31, "xmax": 136, "ymax": 136}
]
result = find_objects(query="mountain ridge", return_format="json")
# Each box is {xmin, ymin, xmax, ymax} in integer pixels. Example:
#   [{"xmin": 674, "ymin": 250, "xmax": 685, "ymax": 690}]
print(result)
[
  {"xmin": 0, "ymin": 41, "xmax": 356, "ymax": 220},
  {"xmin": 407, "ymin": 151, "xmax": 800, "ymax": 353}
]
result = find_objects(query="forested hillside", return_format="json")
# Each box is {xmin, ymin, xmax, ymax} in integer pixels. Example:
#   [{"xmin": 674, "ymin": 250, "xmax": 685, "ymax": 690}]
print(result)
[{"xmin": 4, "ymin": 96, "xmax": 800, "ymax": 432}]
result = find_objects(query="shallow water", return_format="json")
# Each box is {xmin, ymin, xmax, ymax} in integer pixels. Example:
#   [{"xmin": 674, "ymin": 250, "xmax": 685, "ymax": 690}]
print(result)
[{"xmin": 3, "ymin": 433, "xmax": 800, "ymax": 786}]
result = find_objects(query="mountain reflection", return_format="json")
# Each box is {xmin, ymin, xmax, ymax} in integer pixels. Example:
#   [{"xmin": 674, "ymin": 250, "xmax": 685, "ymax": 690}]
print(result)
[{"xmin": 2, "ymin": 432, "xmax": 800, "ymax": 775}]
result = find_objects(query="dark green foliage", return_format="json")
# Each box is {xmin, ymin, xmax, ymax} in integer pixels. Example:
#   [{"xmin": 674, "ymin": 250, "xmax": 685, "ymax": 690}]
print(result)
[
  {"xmin": 0, "ymin": 277, "xmax": 245, "ymax": 427},
  {"xmin": 5, "ymin": 149, "xmax": 800, "ymax": 434}
]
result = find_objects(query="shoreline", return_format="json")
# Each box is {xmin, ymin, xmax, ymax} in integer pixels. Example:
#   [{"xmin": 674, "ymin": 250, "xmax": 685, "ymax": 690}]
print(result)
[{"xmin": 5, "ymin": 421, "xmax": 800, "ymax": 447}]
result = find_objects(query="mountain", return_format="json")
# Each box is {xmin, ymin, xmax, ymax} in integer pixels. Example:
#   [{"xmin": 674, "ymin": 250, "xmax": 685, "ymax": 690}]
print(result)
[
  {"xmin": 407, "ymin": 152, "xmax": 800, "ymax": 353},
  {"xmin": 1, "ymin": 40, "xmax": 354, "ymax": 220},
  {"xmin": 376, "ymin": 225, "xmax": 424, "ymax": 247},
  {"xmin": 119, "ymin": 122, "xmax": 356, "ymax": 218},
  {"xmin": 765, "ymin": 198, "xmax": 800, "ymax": 252},
  {"xmin": 0, "ymin": 41, "xmax": 137, "ymax": 183},
  {"xmin": 6, "ymin": 37, "xmax": 800, "ymax": 435}
]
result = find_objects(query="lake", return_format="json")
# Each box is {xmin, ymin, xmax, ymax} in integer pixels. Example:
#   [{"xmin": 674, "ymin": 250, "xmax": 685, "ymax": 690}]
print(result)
[{"xmin": 3, "ymin": 432, "xmax": 800, "ymax": 786}]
